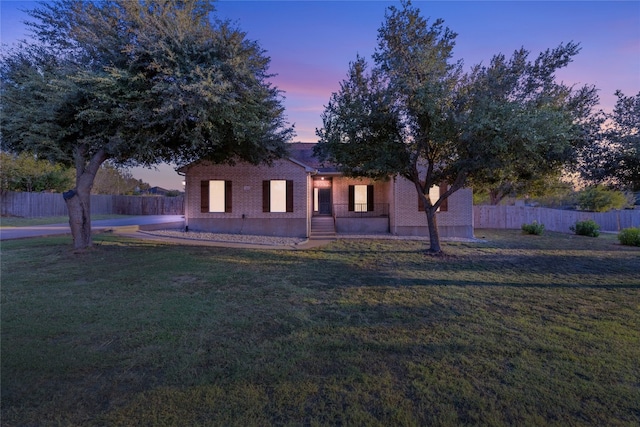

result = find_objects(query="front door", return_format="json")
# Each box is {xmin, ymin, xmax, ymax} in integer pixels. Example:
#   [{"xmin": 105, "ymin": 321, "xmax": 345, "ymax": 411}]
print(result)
[{"xmin": 318, "ymin": 188, "xmax": 331, "ymax": 215}]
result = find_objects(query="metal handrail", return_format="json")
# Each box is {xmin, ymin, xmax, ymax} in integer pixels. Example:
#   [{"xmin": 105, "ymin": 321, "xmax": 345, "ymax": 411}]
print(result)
[{"xmin": 333, "ymin": 203, "xmax": 389, "ymax": 218}]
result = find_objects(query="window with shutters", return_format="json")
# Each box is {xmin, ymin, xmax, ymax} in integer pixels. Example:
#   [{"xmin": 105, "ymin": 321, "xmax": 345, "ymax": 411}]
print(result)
[
  {"xmin": 263, "ymin": 180, "xmax": 294, "ymax": 212},
  {"xmin": 201, "ymin": 180, "xmax": 232, "ymax": 213},
  {"xmin": 348, "ymin": 184, "xmax": 374, "ymax": 212}
]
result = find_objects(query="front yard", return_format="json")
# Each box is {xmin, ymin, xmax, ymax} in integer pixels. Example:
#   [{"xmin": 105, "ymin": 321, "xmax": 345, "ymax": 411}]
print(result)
[{"xmin": 1, "ymin": 230, "xmax": 638, "ymax": 426}]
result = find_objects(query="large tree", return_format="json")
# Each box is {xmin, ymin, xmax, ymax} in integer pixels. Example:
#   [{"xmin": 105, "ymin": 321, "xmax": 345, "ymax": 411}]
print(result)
[
  {"xmin": 461, "ymin": 47, "xmax": 600, "ymax": 206},
  {"xmin": 0, "ymin": 0, "xmax": 293, "ymax": 249},
  {"xmin": 315, "ymin": 1, "xmax": 597, "ymax": 253},
  {"xmin": 580, "ymin": 91, "xmax": 640, "ymax": 191}
]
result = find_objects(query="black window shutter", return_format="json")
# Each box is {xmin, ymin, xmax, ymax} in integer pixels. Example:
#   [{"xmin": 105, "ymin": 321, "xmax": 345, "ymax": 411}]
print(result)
[
  {"xmin": 201, "ymin": 181, "xmax": 209, "ymax": 213},
  {"xmin": 263, "ymin": 181, "xmax": 270, "ymax": 212},
  {"xmin": 286, "ymin": 180, "xmax": 294, "ymax": 212},
  {"xmin": 367, "ymin": 185, "xmax": 374, "ymax": 212},
  {"xmin": 439, "ymin": 183, "xmax": 448, "ymax": 212},
  {"xmin": 418, "ymin": 180, "xmax": 426, "ymax": 211},
  {"xmin": 348, "ymin": 185, "xmax": 355, "ymax": 211},
  {"xmin": 225, "ymin": 181, "xmax": 232, "ymax": 213}
]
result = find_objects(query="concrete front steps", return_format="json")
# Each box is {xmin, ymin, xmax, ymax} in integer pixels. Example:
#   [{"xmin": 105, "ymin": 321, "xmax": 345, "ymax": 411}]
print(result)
[{"xmin": 310, "ymin": 216, "xmax": 336, "ymax": 240}]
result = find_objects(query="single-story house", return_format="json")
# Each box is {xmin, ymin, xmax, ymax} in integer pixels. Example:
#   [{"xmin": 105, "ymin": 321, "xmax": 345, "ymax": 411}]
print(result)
[{"xmin": 179, "ymin": 143, "xmax": 473, "ymax": 239}]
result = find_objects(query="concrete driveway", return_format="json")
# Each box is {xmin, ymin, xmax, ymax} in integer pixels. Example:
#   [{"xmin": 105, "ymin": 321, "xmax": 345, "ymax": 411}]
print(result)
[{"xmin": 0, "ymin": 215, "xmax": 184, "ymax": 240}]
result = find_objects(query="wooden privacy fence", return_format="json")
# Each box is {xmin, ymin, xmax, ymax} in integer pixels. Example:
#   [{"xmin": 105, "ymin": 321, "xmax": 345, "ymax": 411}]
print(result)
[
  {"xmin": 474, "ymin": 205, "xmax": 640, "ymax": 233},
  {"xmin": 111, "ymin": 195, "xmax": 184, "ymax": 215},
  {"xmin": 1, "ymin": 191, "xmax": 184, "ymax": 217}
]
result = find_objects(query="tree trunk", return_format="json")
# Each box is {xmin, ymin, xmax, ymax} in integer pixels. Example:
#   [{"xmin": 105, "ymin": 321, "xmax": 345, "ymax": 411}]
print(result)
[
  {"xmin": 64, "ymin": 186, "xmax": 92, "ymax": 250},
  {"xmin": 64, "ymin": 148, "xmax": 107, "ymax": 250},
  {"xmin": 489, "ymin": 189, "xmax": 504, "ymax": 205},
  {"xmin": 414, "ymin": 177, "xmax": 444, "ymax": 254},
  {"xmin": 411, "ymin": 170, "xmax": 466, "ymax": 255},
  {"xmin": 425, "ymin": 207, "xmax": 442, "ymax": 254}
]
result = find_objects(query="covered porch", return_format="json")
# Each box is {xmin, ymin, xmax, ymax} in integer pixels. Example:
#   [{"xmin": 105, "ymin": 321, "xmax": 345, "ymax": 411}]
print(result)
[{"xmin": 312, "ymin": 176, "xmax": 391, "ymax": 234}]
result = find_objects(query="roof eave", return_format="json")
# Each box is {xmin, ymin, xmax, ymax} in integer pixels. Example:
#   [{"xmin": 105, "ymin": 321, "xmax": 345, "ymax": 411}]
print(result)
[{"xmin": 288, "ymin": 156, "xmax": 317, "ymax": 173}]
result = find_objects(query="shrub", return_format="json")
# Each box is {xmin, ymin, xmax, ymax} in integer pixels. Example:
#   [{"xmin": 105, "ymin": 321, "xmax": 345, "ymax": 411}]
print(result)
[
  {"xmin": 570, "ymin": 219, "xmax": 600, "ymax": 237},
  {"xmin": 618, "ymin": 227, "xmax": 640, "ymax": 246},
  {"xmin": 521, "ymin": 221, "xmax": 545, "ymax": 235}
]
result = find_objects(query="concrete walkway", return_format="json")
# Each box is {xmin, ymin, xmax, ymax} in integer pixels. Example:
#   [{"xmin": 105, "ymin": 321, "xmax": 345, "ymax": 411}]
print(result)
[{"xmin": 114, "ymin": 229, "xmax": 333, "ymax": 250}]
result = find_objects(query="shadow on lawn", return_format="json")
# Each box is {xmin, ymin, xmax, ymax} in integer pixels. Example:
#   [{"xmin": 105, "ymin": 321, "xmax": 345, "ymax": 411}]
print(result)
[
  {"xmin": 287, "ymin": 254, "xmax": 640, "ymax": 290},
  {"xmin": 2, "ymin": 233, "xmax": 639, "ymax": 426},
  {"xmin": 375, "ymin": 278, "xmax": 640, "ymax": 289},
  {"xmin": 86, "ymin": 234, "xmax": 640, "ymax": 291}
]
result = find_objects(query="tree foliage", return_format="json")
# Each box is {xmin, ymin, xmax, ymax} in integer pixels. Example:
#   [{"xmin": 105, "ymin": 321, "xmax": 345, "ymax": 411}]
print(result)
[
  {"xmin": 473, "ymin": 171, "xmax": 577, "ymax": 207},
  {"xmin": 92, "ymin": 163, "xmax": 150, "ymax": 195},
  {"xmin": 580, "ymin": 91, "xmax": 640, "ymax": 191},
  {"xmin": 0, "ymin": 152, "xmax": 75, "ymax": 193},
  {"xmin": 461, "ymin": 46, "xmax": 599, "ymax": 205},
  {"xmin": 315, "ymin": 1, "xmax": 597, "ymax": 253},
  {"xmin": 576, "ymin": 185, "xmax": 632, "ymax": 212},
  {"xmin": 0, "ymin": 0, "xmax": 293, "ymax": 248}
]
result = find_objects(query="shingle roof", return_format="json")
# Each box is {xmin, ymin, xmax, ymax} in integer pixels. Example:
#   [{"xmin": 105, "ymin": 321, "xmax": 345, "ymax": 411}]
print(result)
[
  {"xmin": 177, "ymin": 142, "xmax": 339, "ymax": 174},
  {"xmin": 287, "ymin": 142, "xmax": 338, "ymax": 173}
]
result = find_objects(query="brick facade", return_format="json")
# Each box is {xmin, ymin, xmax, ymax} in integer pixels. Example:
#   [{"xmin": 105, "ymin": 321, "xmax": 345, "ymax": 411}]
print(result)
[
  {"xmin": 184, "ymin": 159, "xmax": 312, "ymax": 237},
  {"xmin": 391, "ymin": 176, "xmax": 474, "ymax": 238},
  {"xmin": 182, "ymin": 144, "xmax": 474, "ymax": 239}
]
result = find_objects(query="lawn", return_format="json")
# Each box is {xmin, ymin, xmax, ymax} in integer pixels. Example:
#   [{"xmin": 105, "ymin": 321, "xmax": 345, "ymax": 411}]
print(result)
[
  {"xmin": 1, "ymin": 230, "xmax": 639, "ymax": 426},
  {"xmin": 0, "ymin": 214, "xmax": 135, "ymax": 227}
]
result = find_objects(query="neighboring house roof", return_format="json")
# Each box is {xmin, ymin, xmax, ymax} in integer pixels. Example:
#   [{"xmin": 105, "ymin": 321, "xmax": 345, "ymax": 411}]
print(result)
[{"xmin": 148, "ymin": 186, "xmax": 170, "ymax": 195}]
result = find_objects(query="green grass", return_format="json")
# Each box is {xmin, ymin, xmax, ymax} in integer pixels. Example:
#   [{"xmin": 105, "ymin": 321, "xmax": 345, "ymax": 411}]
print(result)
[
  {"xmin": 1, "ymin": 230, "xmax": 639, "ymax": 426},
  {"xmin": 0, "ymin": 214, "xmax": 135, "ymax": 227}
]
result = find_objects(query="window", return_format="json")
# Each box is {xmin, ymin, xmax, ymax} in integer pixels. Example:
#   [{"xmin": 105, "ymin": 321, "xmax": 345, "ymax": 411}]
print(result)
[
  {"xmin": 418, "ymin": 183, "xmax": 448, "ymax": 212},
  {"xmin": 263, "ymin": 180, "xmax": 294, "ymax": 212},
  {"xmin": 270, "ymin": 180, "xmax": 287, "ymax": 212},
  {"xmin": 354, "ymin": 185, "xmax": 368, "ymax": 212},
  {"xmin": 348, "ymin": 184, "xmax": 374, "ymax": 212},
  {"xmin": 201, "ymin": 180, "xmax": 232, "ymax": 213}
]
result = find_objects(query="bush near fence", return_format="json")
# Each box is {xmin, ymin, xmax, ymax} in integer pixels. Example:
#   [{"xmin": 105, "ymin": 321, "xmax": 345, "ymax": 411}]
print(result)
[
  {"xmin": 0, "ymin": 191, "xmax": 184, "ymax": 217},
  {"xmin": 474, "ymin": 205, "xmax": 640, "ymax": 233}
]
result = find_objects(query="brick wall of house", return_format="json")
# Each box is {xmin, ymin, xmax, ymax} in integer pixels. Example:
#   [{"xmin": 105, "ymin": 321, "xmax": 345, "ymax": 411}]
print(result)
[
  {"xmin": 330, "ymin": 177, "xmax": 393, "ymax": 211},
  {"xmin": 391, "ymin": 176, "xmax": 474, "ymax": 238},
  {"xmin": 183, "ymin": 157, "xmax": 474, "ymax": 239},
  {"xmin": 184, "ymin": 159, "xmax": 310, "ymax": 237}
]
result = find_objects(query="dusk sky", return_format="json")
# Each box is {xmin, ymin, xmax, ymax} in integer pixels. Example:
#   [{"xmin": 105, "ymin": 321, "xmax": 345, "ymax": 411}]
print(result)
[{"xmin": 2, "ymin": 1, "xmax": 639, "ymax": 190}]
